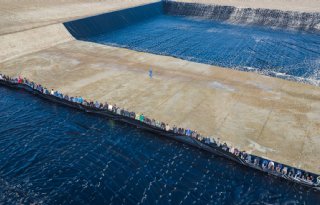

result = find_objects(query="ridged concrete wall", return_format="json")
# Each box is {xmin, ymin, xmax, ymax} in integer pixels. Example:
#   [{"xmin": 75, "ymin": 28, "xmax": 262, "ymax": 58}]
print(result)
[{"xmin": 164, "ymin": 1, "xmax": 320, "ymax": 33}]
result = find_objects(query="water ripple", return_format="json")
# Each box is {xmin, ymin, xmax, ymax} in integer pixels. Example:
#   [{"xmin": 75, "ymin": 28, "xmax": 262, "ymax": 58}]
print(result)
[
  {"xmin": 0, "ymin": 86, "xmax": 319, "ymax": 204},
  {"xmin": 85, "ymin": 15, "xmax": 320, "ymax": 86}
]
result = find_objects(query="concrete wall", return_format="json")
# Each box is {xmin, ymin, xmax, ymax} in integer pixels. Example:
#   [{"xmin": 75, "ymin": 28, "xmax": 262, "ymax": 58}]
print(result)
[
  {"xmin": 164, "ymin": 1, "xmax": 320, "ymax": 33},
  {"xmin": 168, "ymin": 0, "xmax": 320, "ymax": 12}
]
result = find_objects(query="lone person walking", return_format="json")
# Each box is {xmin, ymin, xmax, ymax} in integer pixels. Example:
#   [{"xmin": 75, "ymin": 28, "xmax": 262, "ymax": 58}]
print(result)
[{"xmin": 149, "ymin": 68, "xmax": 153, "ymax": 79}]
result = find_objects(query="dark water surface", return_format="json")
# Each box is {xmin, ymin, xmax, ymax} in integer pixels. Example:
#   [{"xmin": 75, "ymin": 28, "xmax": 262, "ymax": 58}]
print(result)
[
  {"xmin": 83, "ymin": 15, "xmax": 320, "ymax": 86},
  {"xmin": 0, "ymin": 87, "xmax": 319, "ymax": 204}
]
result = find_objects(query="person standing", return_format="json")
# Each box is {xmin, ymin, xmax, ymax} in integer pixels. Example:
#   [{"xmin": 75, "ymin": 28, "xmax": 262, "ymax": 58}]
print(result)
[{"xmin": 149, "ymin": 68, "xmax": 153, "ymax": 79}]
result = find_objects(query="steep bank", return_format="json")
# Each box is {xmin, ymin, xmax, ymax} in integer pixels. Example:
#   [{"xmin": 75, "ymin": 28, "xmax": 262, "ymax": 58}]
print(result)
[
  {"xmin": 164, "ymin": 1, "xmax": 320, "ymax": 32},
  {"xmin": 0, "ymin": 0, "xmax": 157, "ymax": 62},
  {"xmin": 0, "ymin": 24, "xmax": 74, "ymax": 63},
  {"xmin": 64, "ymin": 2, "xmax": 163, "ymax": 39}
]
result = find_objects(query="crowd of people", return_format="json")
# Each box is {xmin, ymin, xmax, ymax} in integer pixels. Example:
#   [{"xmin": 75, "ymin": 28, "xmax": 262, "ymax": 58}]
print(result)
[{"xmin": 1, "ymin": 73, "xmax": 319, "ymax": 186}]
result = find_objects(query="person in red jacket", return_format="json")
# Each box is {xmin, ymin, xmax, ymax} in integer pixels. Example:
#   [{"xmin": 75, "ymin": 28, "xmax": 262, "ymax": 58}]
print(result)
[{"xmin": 18, "ymin": 76, "xmax": 23, "ymax": 83}]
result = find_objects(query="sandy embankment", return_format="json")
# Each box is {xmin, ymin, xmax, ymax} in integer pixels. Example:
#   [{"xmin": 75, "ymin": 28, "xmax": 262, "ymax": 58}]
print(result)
[
  {"xmin": 0, "ymin": 24, "xmax": 74, "ymax": 63},
  {"xmin": 172, "ymin": 0, "xmax": 320, "ymax": 12},
  {"xmin": 0, "ymin": 0, "xmax": 156, "ymax": 62}
]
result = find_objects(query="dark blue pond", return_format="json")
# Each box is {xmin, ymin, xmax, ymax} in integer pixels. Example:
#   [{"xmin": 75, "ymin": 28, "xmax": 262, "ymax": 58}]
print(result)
[
  {"xmin": 0, "ymin": 86, "xmax": 319, "ymax": 204},
  {"xmin": 81, "ymin": 15, "xmax": 320, "ymax": 85}
]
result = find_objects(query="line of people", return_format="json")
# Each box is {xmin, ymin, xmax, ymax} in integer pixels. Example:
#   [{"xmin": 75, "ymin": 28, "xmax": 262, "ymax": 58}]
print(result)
[{"xmin": 1, "ymin": 73, "xmax": 319, "ymax": 186}]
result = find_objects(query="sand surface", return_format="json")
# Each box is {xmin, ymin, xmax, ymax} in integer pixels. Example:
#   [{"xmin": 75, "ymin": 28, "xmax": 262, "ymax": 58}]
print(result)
[
  {"xmin": 0, "ymin": 0, "xmax": 156, "ymax": 62},
  {"xmin": 0, "ymin": 0, "xmax": 157, "ymax": 35},
  {"xmin": 0, "ymin": 24, "xmax": 74, "ymax": 63},
  {"xmin": 1, "ymin": 40, "xmax": 320, "ymax": 174},
  {"xmin": 172, "ymin": 0, "xmax": 320, "ymax": 12}
]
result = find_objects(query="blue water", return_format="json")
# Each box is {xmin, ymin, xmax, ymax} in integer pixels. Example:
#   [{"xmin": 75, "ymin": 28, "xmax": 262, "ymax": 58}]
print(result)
[
  {"xmin": 83, "ymin": 15, "xmax": 320, "ymax": 85},
  {"xmin": 0, "ymin": 87, "xmax": 319, "ymax": 204}
]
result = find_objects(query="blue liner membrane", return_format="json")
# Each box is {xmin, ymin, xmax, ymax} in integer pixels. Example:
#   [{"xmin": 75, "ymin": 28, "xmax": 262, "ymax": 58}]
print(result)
[
  {"xmin": 64, "ymin": 1, "xmax": 320, "ymax": 85},
  {"xmin": 64, "ymin": 2, "xmax": 163, "ymax": 39},
  {"xmin": 84, "ymin": 15, "xmax": 320, "ymax": 85}
]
